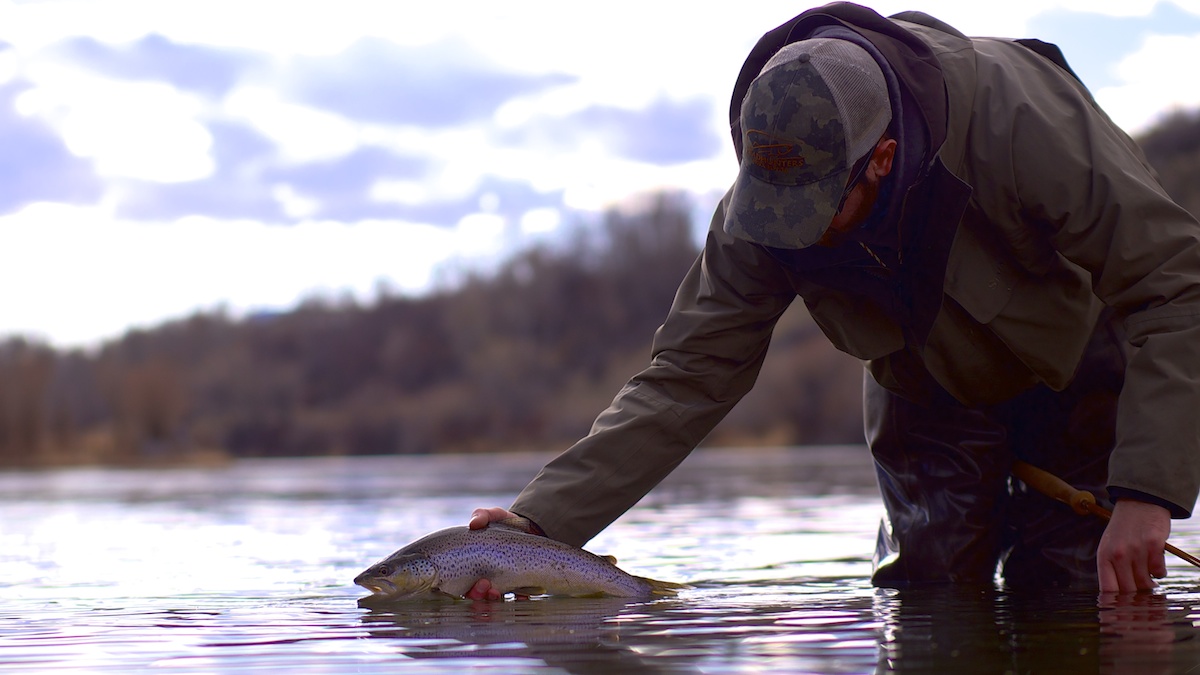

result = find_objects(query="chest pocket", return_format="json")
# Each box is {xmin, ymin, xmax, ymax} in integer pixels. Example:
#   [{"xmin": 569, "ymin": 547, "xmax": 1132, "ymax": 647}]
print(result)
[
  {"xmin": 944, "ymin": 201, "xmax": 1019, "ymax": 323},
  {"xmin": 939, "ymin": 198, "xmax": 1101, "ymax": 390}
]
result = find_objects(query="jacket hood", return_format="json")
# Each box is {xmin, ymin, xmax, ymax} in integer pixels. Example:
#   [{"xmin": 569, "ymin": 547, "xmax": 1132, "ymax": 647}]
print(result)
[{"xmin": 728, "ymin": 2, "xmax": 949, "ymax": 167}]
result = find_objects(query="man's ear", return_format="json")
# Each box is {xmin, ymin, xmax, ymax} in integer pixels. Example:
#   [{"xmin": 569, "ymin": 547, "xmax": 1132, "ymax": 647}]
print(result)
[{"xmin": 869, "ymin": 138, "xmax": 897, "ymax": 179}]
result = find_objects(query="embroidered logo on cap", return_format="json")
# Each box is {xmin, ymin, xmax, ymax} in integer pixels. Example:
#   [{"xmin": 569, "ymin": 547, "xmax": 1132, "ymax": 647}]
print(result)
[{"xmin": 747, "ymin": 130, "xmax": 805, "ymax": 172}]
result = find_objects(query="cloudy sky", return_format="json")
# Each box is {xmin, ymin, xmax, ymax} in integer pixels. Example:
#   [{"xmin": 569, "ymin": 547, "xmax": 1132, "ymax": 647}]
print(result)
[{"xmin": 2, "ymin": 0, "xmax": 1199, "ymax": 349}]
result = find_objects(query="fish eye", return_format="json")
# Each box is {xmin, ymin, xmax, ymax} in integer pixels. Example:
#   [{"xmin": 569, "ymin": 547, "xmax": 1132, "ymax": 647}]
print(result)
[{"xmin": 375, "ymin": 564, "xmax": 392, "ymax": 576}]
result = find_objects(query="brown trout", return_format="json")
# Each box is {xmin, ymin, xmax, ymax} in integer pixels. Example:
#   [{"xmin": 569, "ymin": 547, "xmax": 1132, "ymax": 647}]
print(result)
[{"xmin": 354, "ymin": 520, "xmax": 686, "ymax": 601}]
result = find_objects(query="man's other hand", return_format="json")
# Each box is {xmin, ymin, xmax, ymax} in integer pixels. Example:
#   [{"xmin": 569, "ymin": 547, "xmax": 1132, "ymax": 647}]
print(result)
[{"xmin": 1098, "ymin": 499, "xmax": 1171, "ymax": 593}]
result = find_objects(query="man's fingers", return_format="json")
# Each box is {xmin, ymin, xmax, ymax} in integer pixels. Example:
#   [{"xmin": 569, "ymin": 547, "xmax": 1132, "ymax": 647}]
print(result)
[
  {"xmin": 1098, "ymin": 501, "xmax": 1172, "ymax": 592},
  {"xmin": 466, "ymin": 578, "xmax": 504, "ymax": 601},
  {"xmin": 468, "ymin": 509, "xmax": 490, "ymax": 530},
  {"xmin": 1125, "ymin": 536, "xmax": 1163, "ymax": 590},
  {"xmin": 1098, "ymin": 559, "xmax": 1120, "ymax": 593},
  {"xmin": 1149, "ymin": 551, "xmax": 1168, "ymax": 580},
  {"xmin": 1098, "ymin": 545, "xmax": 1161, "ymax": 592},
  {"xmin": 1133, "ymin": 556, "xmax": 1156, "ymax": 591},
  {"xmin": 1115, "ymin": 559, "xmax": 1139, "ymax": 593},
  {"xmin": 469, "ymin": 507, "xmax": 512, "ymax": 530},
  {"xmin": 465, "ymin": 578, "xmax": 490, "ymax": 599}
]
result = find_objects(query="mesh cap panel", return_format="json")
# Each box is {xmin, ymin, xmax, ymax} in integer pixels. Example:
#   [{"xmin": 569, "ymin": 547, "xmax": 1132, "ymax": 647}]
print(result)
[
  {"xmin": 762, "ymin": 39, "xmax": 890, "ymax": 166},
  {"xmin": 723, "ymin": 37, "xmax": 892, "ymax": 249}
]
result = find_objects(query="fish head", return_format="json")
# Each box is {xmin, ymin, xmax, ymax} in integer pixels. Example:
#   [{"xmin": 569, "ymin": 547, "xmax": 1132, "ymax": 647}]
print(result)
[{"xmin": 354, "ymin": 553, "xmax": 438, "ymax": 599}]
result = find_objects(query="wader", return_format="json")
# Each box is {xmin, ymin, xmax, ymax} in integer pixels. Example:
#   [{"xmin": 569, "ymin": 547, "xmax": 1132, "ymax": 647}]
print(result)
[{"xmin": 867, "ymin": 312, "xmax": 1127, "ymax": 588}]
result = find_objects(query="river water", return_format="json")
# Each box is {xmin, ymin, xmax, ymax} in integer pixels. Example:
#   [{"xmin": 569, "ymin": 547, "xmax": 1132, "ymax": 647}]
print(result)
[{"xmin": 3, "ymin": 446, "xmax": 1200, "ymax": 673}]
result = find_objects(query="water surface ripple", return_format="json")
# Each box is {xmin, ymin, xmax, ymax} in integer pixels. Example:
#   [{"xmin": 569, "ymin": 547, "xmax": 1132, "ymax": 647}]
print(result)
[{"xmin": 3, "ymin": 447, "xmax": 1200, "ymax": 673}]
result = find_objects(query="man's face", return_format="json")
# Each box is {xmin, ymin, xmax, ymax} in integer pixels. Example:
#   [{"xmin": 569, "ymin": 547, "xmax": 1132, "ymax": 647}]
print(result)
[
  {"xmin": 814, "ymin": 137, "xmax": 896, "ymax": 248},
  {"xmin": 815, "ymin": 177, "xmax": 880, "ymax": 247}
]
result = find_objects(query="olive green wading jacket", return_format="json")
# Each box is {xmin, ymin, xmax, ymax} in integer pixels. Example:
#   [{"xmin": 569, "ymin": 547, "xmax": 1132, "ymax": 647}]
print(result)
[{"xmin": 512, "ymin": 3, "xmax": 1200, "ymax": 547}]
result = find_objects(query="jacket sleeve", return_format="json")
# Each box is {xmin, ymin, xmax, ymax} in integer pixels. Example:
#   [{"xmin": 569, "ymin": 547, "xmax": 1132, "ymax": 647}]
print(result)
[
  {"xmin": 968, "ymin": 39, "xmax": 1200, "ymax": 517},
  {"xmin": 510, "ymin": 193, "xmax": 797, "ymax": 546}
]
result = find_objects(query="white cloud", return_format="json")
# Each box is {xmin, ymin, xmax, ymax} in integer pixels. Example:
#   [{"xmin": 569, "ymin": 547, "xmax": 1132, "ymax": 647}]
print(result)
[
  {"xmin": 0, "ymin": 0, "xmax": 380, "ymax": 55},
  {"xmin": 452, "ymin": 212, "xmax": 508, "ymax": 258},
  {"xmin": 223, "ymin": 85, "xmax": 360, "ymax": 164},
  {"xmin": 368, "ymin": 179, "xmax": 426, "ymax": 206},
  {"xmin": 271, "ymin": 183, "xmax": 321, "ymax": 219},
  {"xmin": 1095, "ymin": 32, "xmax": 1200, "ymax": 134},
  {"xmin": 0, "ymin": 203, "xmax": 463, "ymax": 348},
  {"xmin": 15, "ymin": 68, "xmax": 215, "ymax": 182},
  {"xmin": 519, "ymin": 207, "xmax": 560, "ymax": 236},
  {"xmin": 0, "ymin": 49, "xmax": 18, "ymax": 85},
  {"xmin": 1, "ymin": 0, "xmax": 1198, "ymax": 348}
]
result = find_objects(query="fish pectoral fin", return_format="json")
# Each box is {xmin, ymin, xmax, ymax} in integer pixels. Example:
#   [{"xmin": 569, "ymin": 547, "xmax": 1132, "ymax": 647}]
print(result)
[
  {"xmin": 639, "ymin": 576, "xmax": 692, "ymax": 597},
  {"xmin": 508, "ymin": 586, "xmax": 547, "ymax": 596}
]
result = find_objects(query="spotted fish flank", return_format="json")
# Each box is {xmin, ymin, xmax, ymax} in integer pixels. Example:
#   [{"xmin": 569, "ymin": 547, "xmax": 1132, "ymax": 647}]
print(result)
[{"xmin": 354, "ymin": 520, "xmax": 687, "ymax": 601}]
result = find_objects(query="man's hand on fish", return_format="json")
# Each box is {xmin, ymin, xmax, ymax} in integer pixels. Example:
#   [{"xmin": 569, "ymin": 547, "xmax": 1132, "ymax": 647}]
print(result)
[
  {"xmin": 468, "ymin": 507, "xmax": 520, "ymax": 532},
  {"xmin": 466, "ymin": 507, "xmax": 535, "ymax": 601},
  {"xmin": 465, "ymin": 577, "xmax": 509, "ymax": 601}
]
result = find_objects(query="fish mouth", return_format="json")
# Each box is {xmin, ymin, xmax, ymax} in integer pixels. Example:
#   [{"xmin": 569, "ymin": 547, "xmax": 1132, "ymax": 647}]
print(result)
[
  {"xmin": 355, "ymin": 576, "xmax": 399, "ymax": 596},
  {"xmin": 354, "ymin": 578, "xmax": 443, "ymax": 604}
]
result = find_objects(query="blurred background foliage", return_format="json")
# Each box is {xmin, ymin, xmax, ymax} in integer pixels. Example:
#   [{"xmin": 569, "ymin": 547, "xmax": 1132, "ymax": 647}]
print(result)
[{"xmin": 2, "ymin": 110, "xmax": 1197, "ymax": 467}]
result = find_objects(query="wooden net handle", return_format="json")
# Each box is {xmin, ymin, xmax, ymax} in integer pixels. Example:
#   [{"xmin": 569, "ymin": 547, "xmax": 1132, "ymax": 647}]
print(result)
[{"xmin": 1012, "ymin": 460, "xmax": 1200, "ymax": 570}]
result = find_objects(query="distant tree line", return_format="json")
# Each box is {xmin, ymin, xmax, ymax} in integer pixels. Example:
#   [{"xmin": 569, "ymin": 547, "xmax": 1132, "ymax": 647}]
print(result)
[
  {"xmin": 2, "ymin": 111, "xmax": 1198, "ymax": 467},
  {"xmin": 1138, "ymin": 109, "xmax": 1200, "ymax": 218},
  {"xmin": 0, "ymin": 191, "xmax": 859, "ymax": 466}
]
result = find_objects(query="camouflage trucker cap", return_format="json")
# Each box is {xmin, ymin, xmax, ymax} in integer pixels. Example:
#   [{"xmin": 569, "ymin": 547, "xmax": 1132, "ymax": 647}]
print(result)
[{"xmin": 724, "ymin": 38, "xmax": 891, "ymax": 249}]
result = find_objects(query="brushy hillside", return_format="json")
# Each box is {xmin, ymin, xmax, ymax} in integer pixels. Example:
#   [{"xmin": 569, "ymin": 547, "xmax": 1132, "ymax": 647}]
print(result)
[{"xmin": 2, "ymin": 111, "xmax": 1199, "ymax": 466}]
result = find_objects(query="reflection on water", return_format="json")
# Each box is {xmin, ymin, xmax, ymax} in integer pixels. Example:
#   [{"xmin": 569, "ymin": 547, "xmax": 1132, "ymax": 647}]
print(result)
[
  {"xmin": 873, "ymin": 586, "xmax": 1200, "ymax": 673},
  {"xmin": 2, "ymin": 447, "xmax": 1200, "ymax": 673},
  {"xmin": 359, "ymin": 598, "xmax": 668, "ymax": 674}
]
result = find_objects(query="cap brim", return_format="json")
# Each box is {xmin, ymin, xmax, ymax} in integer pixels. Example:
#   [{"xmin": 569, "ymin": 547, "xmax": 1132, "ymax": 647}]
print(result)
[{"xmin": 723, "ymin": 164, "xmax": 846, "ymax": 249}]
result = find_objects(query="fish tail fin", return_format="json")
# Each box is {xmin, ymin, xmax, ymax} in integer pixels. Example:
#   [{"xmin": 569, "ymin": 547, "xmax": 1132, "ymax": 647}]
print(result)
[{"xmin": 637, "ymin": 576, "xmax": 692, "ymax": 597}]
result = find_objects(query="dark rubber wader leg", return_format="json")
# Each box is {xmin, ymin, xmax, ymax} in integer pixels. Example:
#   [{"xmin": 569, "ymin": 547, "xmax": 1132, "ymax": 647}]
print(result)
[
  {"xmin": 866, "ymin": 310, "xmax": 1125, "ymax": 589},
  {"xmin": 865, "ymin": 374, "xmax": 1012, "ymax": 587},
  {"xmin": 999, "ymin": 312, "xmax": 1126, "ymax": 589}
]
